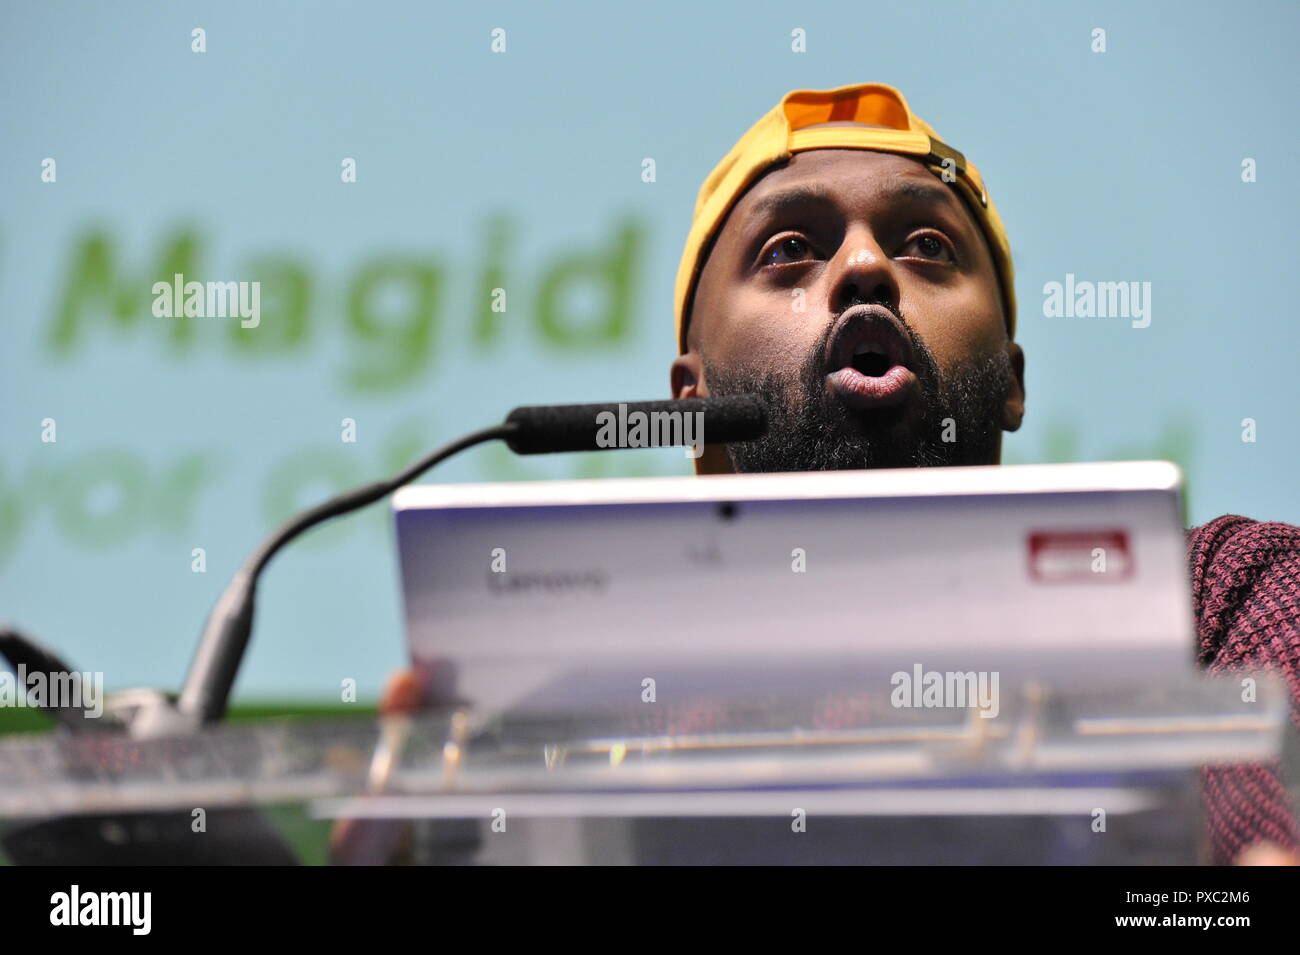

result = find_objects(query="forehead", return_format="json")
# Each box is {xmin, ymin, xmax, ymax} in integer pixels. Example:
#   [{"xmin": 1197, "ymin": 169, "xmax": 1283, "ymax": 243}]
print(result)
[{"xmin": 729, "ymin": 148, "xmax": 958, "ymax": 228}]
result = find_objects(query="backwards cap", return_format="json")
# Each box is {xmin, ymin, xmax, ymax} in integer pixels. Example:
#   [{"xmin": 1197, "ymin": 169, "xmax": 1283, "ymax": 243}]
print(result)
[{"xmin": 673, "ymin": 82, "xmax": 1015, "ymax": 353}]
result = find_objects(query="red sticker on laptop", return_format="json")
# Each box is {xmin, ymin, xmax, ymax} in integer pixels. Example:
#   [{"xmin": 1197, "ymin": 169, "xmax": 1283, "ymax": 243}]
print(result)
[{"xmin": 1028, "ymin": 529, "xmax": 1132, "ymax": 582}]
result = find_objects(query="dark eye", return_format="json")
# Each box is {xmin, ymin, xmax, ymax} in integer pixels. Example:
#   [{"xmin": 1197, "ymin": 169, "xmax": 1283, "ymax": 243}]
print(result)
[
  {"xmin": 902, "ymin": 232, "xmax": 953, "ymax": 262},
  {"xmin": 762, "ymin": 235, "xmax": 814, "ymax": 266}
]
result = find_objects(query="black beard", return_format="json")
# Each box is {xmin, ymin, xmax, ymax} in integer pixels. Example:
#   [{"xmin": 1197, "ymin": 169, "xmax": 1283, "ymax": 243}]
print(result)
[{"xmin": 702, "ymin": 318, "xmax": 1013, "ymax": 473}]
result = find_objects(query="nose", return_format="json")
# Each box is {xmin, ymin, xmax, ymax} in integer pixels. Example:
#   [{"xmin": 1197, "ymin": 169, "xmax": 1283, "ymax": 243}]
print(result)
[{"xmin": 826, "ymin": 227, "xmax": 900, "ymax": 317}]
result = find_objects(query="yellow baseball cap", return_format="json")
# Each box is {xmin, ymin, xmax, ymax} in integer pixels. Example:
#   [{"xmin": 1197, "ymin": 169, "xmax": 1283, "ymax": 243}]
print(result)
[{"xmin": 673, "ymin": 82, "xmax": 1016, "ymax": 353}]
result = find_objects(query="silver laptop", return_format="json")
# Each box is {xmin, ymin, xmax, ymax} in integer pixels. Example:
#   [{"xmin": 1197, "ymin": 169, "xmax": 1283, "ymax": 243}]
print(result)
[{"xmin": 394, "ymin": 461, "xmax": 1195, "ymax": 720}]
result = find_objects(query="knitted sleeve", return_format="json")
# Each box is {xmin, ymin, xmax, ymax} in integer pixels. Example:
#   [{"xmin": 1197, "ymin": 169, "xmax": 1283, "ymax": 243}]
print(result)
[{"xmin": 1188, "ymin": 514, "xmax": 1300, "ymax": 864}]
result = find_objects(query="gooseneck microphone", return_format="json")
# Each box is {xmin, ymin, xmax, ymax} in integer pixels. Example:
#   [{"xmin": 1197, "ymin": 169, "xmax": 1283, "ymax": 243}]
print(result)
[
  {"xmin": 175, "ymin": 422, "xmax": 517, "ymax": 728},
  {"xmin": 175, "ymin": 396, "xmax": 767, "ymax": 728}
]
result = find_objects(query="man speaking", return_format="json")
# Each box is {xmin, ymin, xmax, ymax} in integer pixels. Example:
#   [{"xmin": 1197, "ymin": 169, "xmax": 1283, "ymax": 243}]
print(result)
[
  {"xmin": 351, "ymin": 82, "xmax": 1298, "ymax": 867},
  {"xmin": 666, "ymin": 81, "xmax": 1300, "ymax": 866}
]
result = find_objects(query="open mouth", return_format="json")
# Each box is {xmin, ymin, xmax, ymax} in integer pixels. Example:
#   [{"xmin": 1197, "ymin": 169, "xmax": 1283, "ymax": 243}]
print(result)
[
  {"xmin": 824, "ymin": 304, "xmax": 919, "ymax": 410},
  {"xmin": 849, "ymin": 342, "xmax": 895, "ymax": 379}
]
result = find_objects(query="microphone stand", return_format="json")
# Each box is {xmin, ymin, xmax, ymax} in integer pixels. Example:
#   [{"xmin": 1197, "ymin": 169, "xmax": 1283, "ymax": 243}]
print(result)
[
  {"xmin": 173, "ymin": 423, "xmax": 519, "ymax": 732},
  {"xmin": 4, "ymin": 395, "xmax": 765, "ymax": 739},
  {"xmin": 0, "ymin": 397, "xmax": 767, "ymax": 863},
  {"xmin": 1, "ymin": 394, "xmax": 767, "ymax": 738}
]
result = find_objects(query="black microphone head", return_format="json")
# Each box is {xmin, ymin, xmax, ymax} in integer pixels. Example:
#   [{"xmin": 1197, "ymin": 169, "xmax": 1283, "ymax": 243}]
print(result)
[
  {"xmin": 504, "ymin": 396, "xmax": 767, "ymax": 455},
  {"xmin": 696, "ymin": 394, "xmax": 767, "ymax": 443}
]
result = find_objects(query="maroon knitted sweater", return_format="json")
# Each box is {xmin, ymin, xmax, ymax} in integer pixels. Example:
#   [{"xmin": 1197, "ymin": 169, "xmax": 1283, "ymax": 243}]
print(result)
[{"xmin": 1190, "ymin": 515, "xmax": 1300, "ymax": 864}]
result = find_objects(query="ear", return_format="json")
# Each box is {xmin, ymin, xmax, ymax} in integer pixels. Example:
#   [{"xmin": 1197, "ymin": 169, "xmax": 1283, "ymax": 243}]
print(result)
[
  {"xmin": 670, "ymin": 352, "xmax": 704, "ymax": 400},
  {"xmin": 670, "ymin": 351, "xmax": 734, "ymax": 474},
  {"xmin": 1002, "ymin": 341, "xmax": 1026, "ymax": 432}
]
